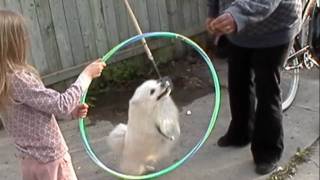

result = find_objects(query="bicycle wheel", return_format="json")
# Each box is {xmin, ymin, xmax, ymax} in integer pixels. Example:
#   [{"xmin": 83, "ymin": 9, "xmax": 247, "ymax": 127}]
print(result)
[{"xmin": 281, "ymin": 47, "xmax": 300, "ymax": 111}]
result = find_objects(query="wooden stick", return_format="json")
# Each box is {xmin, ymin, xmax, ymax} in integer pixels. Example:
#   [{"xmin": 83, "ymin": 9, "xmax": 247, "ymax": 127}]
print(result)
[
  {"xmin": 123, "ymin": 0, "xmax": 154, "ymax": 61},
  {"xmin": 123, "ymin": 0, "xmax": 162, "ymax": 78}
]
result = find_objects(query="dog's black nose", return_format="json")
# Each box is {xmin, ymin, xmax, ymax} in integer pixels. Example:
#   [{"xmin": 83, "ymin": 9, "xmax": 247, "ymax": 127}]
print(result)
[{"xmin": 159, "ymin": 76, "xmax": 172, "ymax": 88}]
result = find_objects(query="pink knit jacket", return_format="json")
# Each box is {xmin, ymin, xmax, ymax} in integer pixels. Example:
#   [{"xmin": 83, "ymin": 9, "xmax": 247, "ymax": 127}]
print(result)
[{"xmin": 2, "ymin": 70, "xmax": 89, "ymax": 163}]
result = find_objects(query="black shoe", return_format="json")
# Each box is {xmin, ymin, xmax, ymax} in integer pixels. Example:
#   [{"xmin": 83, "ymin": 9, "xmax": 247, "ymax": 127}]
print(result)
[
  {"xmin": 217, "ymin": 135, "xmax": 250, "ymax": 147},
  {"xmin": 255, "ymin": 162, "xmax": 277, "ymax": 175}
]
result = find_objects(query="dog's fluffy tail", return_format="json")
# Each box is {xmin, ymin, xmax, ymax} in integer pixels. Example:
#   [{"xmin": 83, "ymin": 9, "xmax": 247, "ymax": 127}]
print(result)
[{"xmin": 107, "ymin": 123, "xmax": 127, "ymax": 153}]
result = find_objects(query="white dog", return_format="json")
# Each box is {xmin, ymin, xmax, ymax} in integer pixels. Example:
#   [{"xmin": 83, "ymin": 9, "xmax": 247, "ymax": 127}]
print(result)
[{"xmin": 107, "ymin": 78, "xmax": 180, "ymax": 175}]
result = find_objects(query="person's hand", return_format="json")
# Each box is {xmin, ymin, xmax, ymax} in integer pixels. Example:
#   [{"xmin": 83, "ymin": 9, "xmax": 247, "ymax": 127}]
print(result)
[
  {"xmin": 210, "ymin": 13, "xmax": 237, "ymax": 34},
  {"xmin": 206, "ymin": 18, "xmax": 223, "ymax": 36},
  {"xmin": 206, "ymin": 18, "xmax": 214, "ymax": 33},
  {"xmin": 72, "ymin": 103, "xmax": 89, "ymax": 119},
  {"xmin": 79, "ymin": 59, "xmax": 105, "ymax": 91},
  {"xmin": 82, "ymin": 59, "xmax": 106, "ymax": 80}
]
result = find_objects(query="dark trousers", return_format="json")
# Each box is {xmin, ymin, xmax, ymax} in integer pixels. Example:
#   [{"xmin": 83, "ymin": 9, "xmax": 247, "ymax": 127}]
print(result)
[{"xmin": 226, "ymin": 42, "xmax": 290, "ymax": 164}]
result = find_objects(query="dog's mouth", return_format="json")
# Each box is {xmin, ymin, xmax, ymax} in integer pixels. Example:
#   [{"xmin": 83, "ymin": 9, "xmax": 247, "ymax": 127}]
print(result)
[
  {"xmin": 156, "ymin": 77, "xmax": 173, "ymax": 101},
  {"xmin": 157, "ymin": 87, "xmax": 171, "ymax": 101}
]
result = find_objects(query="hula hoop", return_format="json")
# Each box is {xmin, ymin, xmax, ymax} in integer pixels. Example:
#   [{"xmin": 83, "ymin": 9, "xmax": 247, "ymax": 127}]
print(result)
[{"xmin": 79, "ymin": 32, "xmax": 221, "ymax": 179}]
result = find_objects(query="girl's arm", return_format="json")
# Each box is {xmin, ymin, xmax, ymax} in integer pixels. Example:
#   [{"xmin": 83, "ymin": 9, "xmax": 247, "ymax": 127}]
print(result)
[{"xmin": 10, "ymin": 71, "xmax": 91, "ymax": 119}]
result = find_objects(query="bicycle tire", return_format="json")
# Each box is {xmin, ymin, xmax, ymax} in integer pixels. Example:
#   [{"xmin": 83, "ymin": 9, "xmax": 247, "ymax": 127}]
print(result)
[{"xmin": 281, "ymin": 47, "xmax": 300, "ymax": 111}]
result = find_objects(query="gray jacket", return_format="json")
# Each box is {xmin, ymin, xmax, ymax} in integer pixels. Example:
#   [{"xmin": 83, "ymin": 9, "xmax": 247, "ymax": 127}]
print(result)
[{"xmin": 208, "ymin": 0, "xmax": 302, "ymax": 48}]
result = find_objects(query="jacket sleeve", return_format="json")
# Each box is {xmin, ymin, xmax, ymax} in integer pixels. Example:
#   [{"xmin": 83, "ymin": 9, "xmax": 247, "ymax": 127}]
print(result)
[
  {"xmin": 208, "ymin": 0, "xmax": 219, "ymax": 18},
  {"xmin": 10, "ymin": 71, "xmax": 91, "ymax": 120},
  {"xmin": 224, "ymin": 0, "xmax": 282, "ymax": 32}
]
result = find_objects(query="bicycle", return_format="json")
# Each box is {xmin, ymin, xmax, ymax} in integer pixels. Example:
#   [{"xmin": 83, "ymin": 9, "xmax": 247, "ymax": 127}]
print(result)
[{"xmin": 281, "ymin": 0, "xmax": 320, "ymax": 111}]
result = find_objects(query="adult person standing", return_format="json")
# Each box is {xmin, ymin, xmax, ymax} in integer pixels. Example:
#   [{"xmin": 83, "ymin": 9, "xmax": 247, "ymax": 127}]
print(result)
[{"xmin": 206, "ymin": 0, "xmax": 302, "ymax": 175}]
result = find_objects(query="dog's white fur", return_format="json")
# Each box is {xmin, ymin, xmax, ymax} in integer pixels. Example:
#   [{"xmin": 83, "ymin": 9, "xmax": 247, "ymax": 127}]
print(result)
[{"xmin": 108, "ymin": 79, "xmax": 180, "ymax": 175}]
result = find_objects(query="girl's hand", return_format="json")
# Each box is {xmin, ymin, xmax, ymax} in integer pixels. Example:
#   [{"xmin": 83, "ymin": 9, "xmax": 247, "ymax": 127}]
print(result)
[
  {"xmin": 210, "ymin": 13, "xmax": 237, "ymax": 34},
  {"xmin": 79, "ymin": 59, "xmax": 106, "ymax": 92},
  {"xmin": 72, "ymin": 103, "xmax": 89, "ymax": 119},
  {"xmin": 83, "ymin": 59, "xmax": 106, "ymax": 79}
]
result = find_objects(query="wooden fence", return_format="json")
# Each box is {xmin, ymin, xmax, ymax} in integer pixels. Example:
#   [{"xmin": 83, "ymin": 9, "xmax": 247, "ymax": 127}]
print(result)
[{"xmin": 0, "ymin": 0, "xmax": 208, "ymax": 85}]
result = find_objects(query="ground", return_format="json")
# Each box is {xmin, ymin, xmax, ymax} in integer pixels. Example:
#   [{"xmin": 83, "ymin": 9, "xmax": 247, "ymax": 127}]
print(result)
[{"xmin": 0, "ymin": 55, "xmax": 319, "ymax": 180}]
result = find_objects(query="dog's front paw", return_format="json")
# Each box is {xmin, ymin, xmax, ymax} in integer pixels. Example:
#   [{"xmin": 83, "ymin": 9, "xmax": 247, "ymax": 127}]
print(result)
[{"xmin": 144, "ymin": 165, "xmax": 156, "ymax": 174}]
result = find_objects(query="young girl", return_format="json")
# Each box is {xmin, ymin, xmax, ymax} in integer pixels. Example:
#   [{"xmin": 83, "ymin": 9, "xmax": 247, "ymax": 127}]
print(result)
[{"xmin": 0, "ymin": 10, "xmax": 106, "ymax": 180}]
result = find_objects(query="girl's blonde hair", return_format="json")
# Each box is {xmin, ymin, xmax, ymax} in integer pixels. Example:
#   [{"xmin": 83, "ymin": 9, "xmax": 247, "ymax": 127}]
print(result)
[{"xmin": 0, "ymin": 10, "xmax": 37, "ymax": 109}]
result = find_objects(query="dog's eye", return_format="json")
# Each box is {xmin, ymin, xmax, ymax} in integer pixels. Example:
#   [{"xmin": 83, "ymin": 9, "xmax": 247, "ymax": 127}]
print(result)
[{"xmin": 150, "ymin": 89, "xmax": 155, "ymax": 95}]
